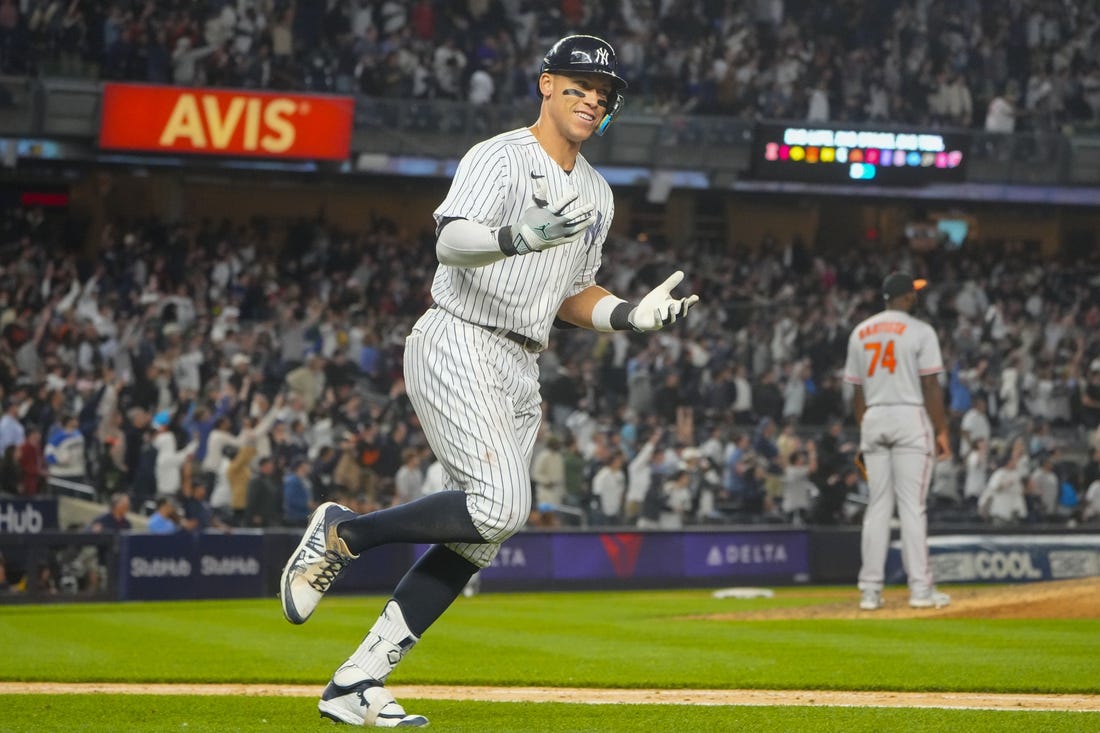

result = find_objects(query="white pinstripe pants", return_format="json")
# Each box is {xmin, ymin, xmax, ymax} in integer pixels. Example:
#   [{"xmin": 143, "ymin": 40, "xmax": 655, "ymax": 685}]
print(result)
[{"xmin": 403, "ymin": 306, "xmax": 540, "ymax": 568}]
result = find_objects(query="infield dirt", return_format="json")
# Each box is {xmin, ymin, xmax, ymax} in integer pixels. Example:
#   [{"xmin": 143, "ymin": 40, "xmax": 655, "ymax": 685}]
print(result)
[{"xmin": 692, "ymin": 576, "xmax": 1100, "ymax": 621}]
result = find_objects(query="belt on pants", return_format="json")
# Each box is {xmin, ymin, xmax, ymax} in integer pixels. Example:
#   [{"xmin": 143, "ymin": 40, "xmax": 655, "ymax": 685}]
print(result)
[{"xmin": 430, "ymin": 305, "xmax": 544, "ymax": 353}]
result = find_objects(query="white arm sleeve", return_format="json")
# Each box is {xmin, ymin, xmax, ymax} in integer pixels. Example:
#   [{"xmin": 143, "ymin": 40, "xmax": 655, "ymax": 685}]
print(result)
[{"xmin": 436, "ymin": 218, "xmax": 507, "ymax": 268}]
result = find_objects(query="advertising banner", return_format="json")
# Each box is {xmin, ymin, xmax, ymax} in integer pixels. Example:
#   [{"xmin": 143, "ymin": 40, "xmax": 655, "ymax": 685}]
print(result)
[
  {"xmin": 119, "ymin": 532, "xmax": 196, "ymax": 601},
  {"xmin": 412, "ymin": 531, "xmax": 812, "ymax": 587},
  {"xmin": 886, "ymin": 534, "xmax": 1100, "ymax": 584},
  {"xmin": 193, "ymin": 532, "xmax": 265, "ymax": 599},
  {"xmin": 553, "ymin": 532, "xmax": 684, "ymax": 580},
  {"xmin": 481, "ymin": 534, "xmax": 553, "ymax": 581},
  {"xmin": 330, "ymin": 543, "xmax": 412, "ymax": 593},
  {"xmin": 99, "ymin": 83, "xmax": 354, "ymax": 160},
  {"xmin": 0, "ymin": 497, "xmax": 58, "ymax": 534},
  {"xmin": 410, "ymin": 536, "xmax": 552, "ymax": 583},
  {"xmin": 683, "ymin": 531, "xmax": 810, "ymax": 580},
  {"xmin": 119, "ymin": 532, "xmax": 267, "ymax": 600}
]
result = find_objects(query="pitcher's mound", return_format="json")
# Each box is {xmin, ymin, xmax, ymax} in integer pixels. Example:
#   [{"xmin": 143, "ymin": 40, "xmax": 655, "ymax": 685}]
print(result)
[{"xmin": 698, "ymin": 577, "xmax": 1100, "ymax": 621}]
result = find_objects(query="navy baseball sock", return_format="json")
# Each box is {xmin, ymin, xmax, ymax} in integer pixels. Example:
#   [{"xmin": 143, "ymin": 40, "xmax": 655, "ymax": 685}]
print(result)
[
  {"xmin": 336, "ymin": 491, "xmax": 484, "ymax": 555},
  {"xmin": 392, "ymin": 545, "xmax": 479, "ymax": 636}
]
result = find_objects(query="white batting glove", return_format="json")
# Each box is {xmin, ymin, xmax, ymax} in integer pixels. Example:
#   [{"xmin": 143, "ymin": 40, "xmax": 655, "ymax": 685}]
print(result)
[
  {"xmin": 628, "ymin": 270, "xmax": 700, "ymax": 331},
  {"xmin": 506, "ymin": 179, "xmax": 595, "ymax": 255}
]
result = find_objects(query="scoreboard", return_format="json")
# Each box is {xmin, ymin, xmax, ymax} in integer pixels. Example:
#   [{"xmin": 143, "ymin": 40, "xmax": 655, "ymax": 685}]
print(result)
[{"xmin": 750, "ymin": 123, "xmax": 970, "ymax": 185}]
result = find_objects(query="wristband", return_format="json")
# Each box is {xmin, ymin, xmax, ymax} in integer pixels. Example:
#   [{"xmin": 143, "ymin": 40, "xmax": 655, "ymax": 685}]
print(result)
[
  {"xmin": 610, "ymin": 302, "xmax": 636, "ymax": 331},
  {"xmin": 496, "ymin": 225, "xmax": 517, "ymax": 256},
  {"xmin": 592, "ymin": 295, "xmax": 637, "ymax": 332}
]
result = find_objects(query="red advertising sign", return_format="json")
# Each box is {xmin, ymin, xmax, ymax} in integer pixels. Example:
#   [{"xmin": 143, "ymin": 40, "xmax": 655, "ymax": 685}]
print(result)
[{"xmin": 99, "ymin": 83, "xmax": 354, "ymax": 160}]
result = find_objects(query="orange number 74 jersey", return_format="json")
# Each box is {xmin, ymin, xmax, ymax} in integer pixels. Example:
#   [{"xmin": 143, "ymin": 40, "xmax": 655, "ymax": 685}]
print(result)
[{"xmin": 844, "ymin": 310, "xmax": 944, "ymax": 406}]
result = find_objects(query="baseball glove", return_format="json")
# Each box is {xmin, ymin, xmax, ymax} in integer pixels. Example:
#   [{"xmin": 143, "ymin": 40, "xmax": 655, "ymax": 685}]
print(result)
[{"xmin": 854, "ymin": 451, "xmax": 868, "ymax": 481}]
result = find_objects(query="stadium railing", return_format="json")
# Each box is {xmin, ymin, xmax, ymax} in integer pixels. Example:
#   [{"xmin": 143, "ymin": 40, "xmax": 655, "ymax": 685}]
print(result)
[
  {"xmin": 46, "ymin": 476, "xmax": 97, "ymax": 501},
  {"xmin": 1, "ymin": 76, "xmax": 1097, "ymax": 187}
]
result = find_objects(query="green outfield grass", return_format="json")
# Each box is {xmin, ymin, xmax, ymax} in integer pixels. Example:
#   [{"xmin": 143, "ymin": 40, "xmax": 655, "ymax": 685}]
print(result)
[
  {"xmin": 2, "ymin": 589, "xmax": 1097, "ymax": 692},
  {"xmin": 2, "ymin": 588, "xmax": 1099, "ymax": 732},
  {"xmin": 3, "ymin": 694, "xmax": 1099, "ymax": 733}
]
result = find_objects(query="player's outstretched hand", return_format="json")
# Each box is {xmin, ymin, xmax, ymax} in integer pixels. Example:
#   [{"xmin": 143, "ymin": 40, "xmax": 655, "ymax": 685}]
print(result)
[
  {"xmin": 510, "ymin": 180, "xmax": 595, "ymax": 255},
  {"xmin": 628, "ymin": 270, "xmax": 700, "ymax": 331}
]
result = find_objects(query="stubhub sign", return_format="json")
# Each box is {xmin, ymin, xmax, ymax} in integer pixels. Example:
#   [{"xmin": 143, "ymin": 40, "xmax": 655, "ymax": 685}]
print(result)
[
  {"xmin": 119, "ymin": 532, "xmax": 264, "ymax": 600},
  {"xmin": 0, "ymin": 498, "xmax": 58, "ymax": 534}
]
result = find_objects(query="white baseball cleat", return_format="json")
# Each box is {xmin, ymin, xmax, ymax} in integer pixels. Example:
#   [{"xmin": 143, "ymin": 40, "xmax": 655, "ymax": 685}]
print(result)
[
  {"xmin": 280, "ymin": 502, "xmax": 359, "ymax": 624},
  {"xmin": 318, "ymin": 665, "xmax": 428, "ymax": 727},
  {"xmin": 859, "ymin": 589, "xmax": 884, "ymax": 611},
  {"xmin": 909, "ymin": 590, "xmax": 951, "ymax": 609}
]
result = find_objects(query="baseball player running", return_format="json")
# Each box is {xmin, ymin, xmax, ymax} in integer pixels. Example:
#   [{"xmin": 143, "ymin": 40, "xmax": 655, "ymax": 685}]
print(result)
[
  {"xmin": 844, "ymin": 272, "xmax": 951, "ymax": 611},
  {"xmin": 279, "ymin": 34, "xmax": 699, "ymax": 727}
]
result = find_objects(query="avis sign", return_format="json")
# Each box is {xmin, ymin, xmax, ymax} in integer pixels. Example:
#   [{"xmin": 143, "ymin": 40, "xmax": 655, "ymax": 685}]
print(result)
[{"xmin": 99, "ymin": 83, "xmax": 354, "ymax": 160}]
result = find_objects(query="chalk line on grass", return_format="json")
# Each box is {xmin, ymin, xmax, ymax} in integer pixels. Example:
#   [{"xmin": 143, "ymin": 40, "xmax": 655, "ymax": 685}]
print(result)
[{"xmin": 1, "ymin": 683, "xmax": 1097, "ymax": 712}]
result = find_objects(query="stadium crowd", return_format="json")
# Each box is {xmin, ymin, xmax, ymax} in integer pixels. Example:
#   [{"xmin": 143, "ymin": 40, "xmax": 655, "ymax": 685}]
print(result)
[
  {"xmin": 0, "ymin": 0, "xmax": 1098, "ymax": 130},
  {"xmin": 0, "ymin": 201, "xmax": 1099, "ymax": 535}
]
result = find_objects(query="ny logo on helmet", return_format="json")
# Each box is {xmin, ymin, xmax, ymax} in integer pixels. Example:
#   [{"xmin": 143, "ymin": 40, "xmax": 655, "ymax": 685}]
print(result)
[{"xmin": 595, "ymin": 48, "xmax": 609, "ymax": 66}]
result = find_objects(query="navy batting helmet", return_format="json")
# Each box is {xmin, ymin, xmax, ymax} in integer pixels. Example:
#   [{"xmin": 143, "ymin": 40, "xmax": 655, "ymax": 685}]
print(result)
[{"xmin": 540, "ymin": 35, "xmax": 626, "ymax": 135}]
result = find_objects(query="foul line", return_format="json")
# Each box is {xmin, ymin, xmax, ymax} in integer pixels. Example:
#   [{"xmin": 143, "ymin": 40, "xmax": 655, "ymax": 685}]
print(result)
[{"xmin": 1, "ymin": 683, "xmax": 1098, "ymax": 712}]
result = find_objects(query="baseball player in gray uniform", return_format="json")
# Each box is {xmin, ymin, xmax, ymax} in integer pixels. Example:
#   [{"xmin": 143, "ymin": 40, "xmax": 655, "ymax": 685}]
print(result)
[
  {"xmin": 278, "ymin": 35, "xmax": 698, "ymax": 727},
  {"xmin": 845, "ymin": 272, "xmax": 951, "ymax": 611}
]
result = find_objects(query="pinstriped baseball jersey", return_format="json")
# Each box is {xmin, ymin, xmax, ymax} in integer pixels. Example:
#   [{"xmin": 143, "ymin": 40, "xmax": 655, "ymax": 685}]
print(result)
[
  {"xmin": 405, "ymin": 126, "xmax": 615, "ymax": 568},
  {"xmin": 432, "ymin": 127, "xmax": 614, "ymax": 345},
  {"xmin": 843, "ymin": 309, "xmax": 944, "ymax": 406}
]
